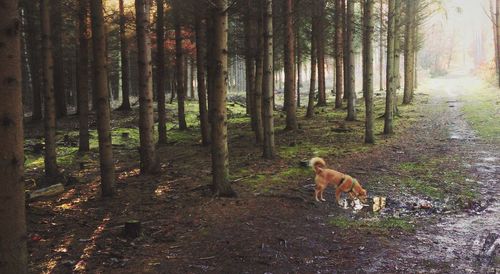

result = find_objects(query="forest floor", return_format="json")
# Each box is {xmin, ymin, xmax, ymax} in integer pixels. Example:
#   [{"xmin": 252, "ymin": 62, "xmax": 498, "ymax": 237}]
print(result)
[{"xmin": 24, "ymin": 71, "xmax": 499, "ymax": 273}]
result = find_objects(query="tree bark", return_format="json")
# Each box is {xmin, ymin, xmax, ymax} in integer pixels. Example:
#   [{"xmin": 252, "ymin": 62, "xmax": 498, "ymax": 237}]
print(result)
[
  {"xmin": 346, "ymin": 0, "xmax": 356, "ymax": 121},
  {"xmin": 253, "ymin": 2, "xmax": 264, "ymax": 143},
  {"xmin": 384, "ymin": 0, "xmax": 396, "ymax": 135},
  {"xmin": 51, "ymin": 0, "xmax": 67, "ymax": 117},
  {"xmin": 316, "ymin": 0, "xmax": 326, "ymax": 106},
  {"xmin": 91, "ymin": 0, "xmax": 115, "ymax": 196},
  {"xmin": 41, "ymin": 0, "xmax": 58, "ymax": 178},
  {"xmin": 210, "ymin": 0, "xmax": 236, "ymax": 197},
  {"xmin": 189, "ymin": 58, "xmax": 195, "ymax": 99},
  {"xmin": 284, "ymin": 0, "xmax": 298, "ymax": 130},
  {"xmin": 78, "ymin": 0, "xmax": 90, "ymax": 152},
  {"xmin": 117, "ymin": 0, "xmax": 132, "ymax": 110},
  {"xmin": 244, "ymin": 0, "xmax": 256, "ymax": 130},
  {"xmin": 136, "ymin": 0, "xmax": 158, "ymax": 174},
  {"xmin": 496, "ymin": 0, "xmax": 500, "ymax": 87},
  {"xmin": 195, "ymin": 15, "xmax": 210, "ymax": 146},
  {"xmin": 379, "ymin": 0, "xmax": 384, "ymax": 91},
  {"xmin": 393, "ymin": 0, "xmax": 401, "ymax": 114},
  {"xmin": 0, "ymin": 1, "xmax": 28, "ymax": 272},
  {"xmin": 306, "ymin": 14, "xmax": 317, "ymax": 119},
  {"xmin": 173, "ymin": 1, "xmax": 187, "ymax": 130},
  {"xmin": 363, "ymin": 0, "xmax": 375, "ymax": 144},
  {"xmin": 334, "ymin": 0, "xmax": 344, "ymax": 109},
  {"xmin": 403, "ymin": 0, "xmax": 415, "ymax": 105},
  {"xmin": 156, "ymin": 0, "xmax": 167, "ymax": 144},
  {"xmin": 296, "ymin": 25, "xmax": 302, "ymax": 108},
  {"xmin": 262, "ymin": 0, "xmax": 275, "ymax": 158}
]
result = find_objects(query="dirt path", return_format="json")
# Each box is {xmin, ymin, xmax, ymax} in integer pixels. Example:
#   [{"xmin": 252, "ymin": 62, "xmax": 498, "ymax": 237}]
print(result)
[{"xmin": 371, "ymin": 73, "xmax": 500, "ymax": 273}]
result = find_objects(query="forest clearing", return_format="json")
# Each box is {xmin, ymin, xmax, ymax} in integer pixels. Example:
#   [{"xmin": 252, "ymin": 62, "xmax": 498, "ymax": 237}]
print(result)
[{"xmin": 1, "ymin": 0, "xmax": 500, "ymax": 273}]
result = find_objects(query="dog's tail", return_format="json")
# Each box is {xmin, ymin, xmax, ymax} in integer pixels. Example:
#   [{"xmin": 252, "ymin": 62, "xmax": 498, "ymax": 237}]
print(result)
[{"xmin": 310, "ymin": 157, "xmax": 326, "ymax": 174}]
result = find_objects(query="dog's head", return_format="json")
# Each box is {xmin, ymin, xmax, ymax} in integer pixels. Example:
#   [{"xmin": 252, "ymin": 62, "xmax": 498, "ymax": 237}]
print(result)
[{"xmin": 357, "ymin": 188, "xmax": 368, "ymax": 204}]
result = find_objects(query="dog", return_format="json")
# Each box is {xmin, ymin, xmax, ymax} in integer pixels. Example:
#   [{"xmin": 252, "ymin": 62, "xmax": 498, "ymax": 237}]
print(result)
[{"xmin": 310, "ymin": 157, "xmax": 368, "ymax": 204}]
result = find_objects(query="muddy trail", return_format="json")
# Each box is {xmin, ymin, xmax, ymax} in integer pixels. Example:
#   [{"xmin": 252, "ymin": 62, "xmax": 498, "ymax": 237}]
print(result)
[{"xmin": 370, "ymin": 73, "xmax": 500, "ymax": 273}]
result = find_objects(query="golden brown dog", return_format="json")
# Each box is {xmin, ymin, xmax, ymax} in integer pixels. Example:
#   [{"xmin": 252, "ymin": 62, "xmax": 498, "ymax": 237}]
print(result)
[{"xmin": 310, "ymin": 157, "xmax": 368, "ymax": 204}]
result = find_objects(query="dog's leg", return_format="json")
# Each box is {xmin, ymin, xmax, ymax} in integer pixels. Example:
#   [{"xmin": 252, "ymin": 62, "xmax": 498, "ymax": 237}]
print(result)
[
  {"xmin": 335, "ymin": 188, "xmax": 343, "ymax": 206},
  {"xmin": 320, "ymin": 189, "xmax": 326, "ymax": 202},
  {"xmin": 314, "ymin": 189, "xmax": 320, "ymax": 202}
]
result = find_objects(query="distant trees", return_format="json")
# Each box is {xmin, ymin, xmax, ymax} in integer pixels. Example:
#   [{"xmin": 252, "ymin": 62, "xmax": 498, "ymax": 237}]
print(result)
[
  {"xmin": 13, "ymin": 0, "xmax": 442, "ymax": 200},
  {"xmin": 0, "ymin": 1, "xmax": 28, "ymax": 273}
]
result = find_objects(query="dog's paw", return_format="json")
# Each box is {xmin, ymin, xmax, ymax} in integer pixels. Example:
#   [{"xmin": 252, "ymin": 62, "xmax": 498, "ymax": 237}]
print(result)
[{"xmin": 321, "ymin": 198, "xmax": 326, "ymax": 202}]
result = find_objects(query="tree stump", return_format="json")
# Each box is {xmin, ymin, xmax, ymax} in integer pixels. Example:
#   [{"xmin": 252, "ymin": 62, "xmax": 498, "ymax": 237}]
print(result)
[{"xmin": 123, "ymin": 220, "xmax": 141, "ymax": 238}]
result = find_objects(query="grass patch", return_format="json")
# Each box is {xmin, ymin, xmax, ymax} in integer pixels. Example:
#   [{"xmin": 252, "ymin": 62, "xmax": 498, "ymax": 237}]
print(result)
[
  {"xmin": 461, "ymin": 85, "xmax": 500, "ymax": 142},
  {"xmin": 393, "ymin": 156, "xmax": 476, "ymax": 200},
  {"xmin": 329, "ymin": 216, "xmax": 414, "ymax": 232}
]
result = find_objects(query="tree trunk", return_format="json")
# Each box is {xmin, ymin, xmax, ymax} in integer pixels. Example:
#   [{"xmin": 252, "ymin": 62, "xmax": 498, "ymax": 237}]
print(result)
[
  {"xmin": 51, "ymin": 0, "xmax": 67, "ymax": 117},
  {"xmin": 41, "ymin": 0, "xmax": 58, "ymax": 178},
  {"xmin": 403, "ymin": 0, "xmax": 415, "ymax": 105},
  {"xmin": 0, "ymin": 1, "xmax": 28, "ymax": 272},
  {"xmin": 296, "ymin": 25, "xmax": 302, "ymax": 108},
  {"xmin": 136, "ymin": 0, "xmax": 158, "ymax": 174},
  {"xmin": 363, "ymin": 0, "xmax": 375, "ymax": 144},
  {"xmin": 25, "ymin": 0, "xmax": 43, "ymax": 121},
  {"xmin": 78, "ymin": 0, "xmax": 90, "ymax": 152},
  {"xmin": 173, "ymin": 1, "xmax": 187, "ymax": 130},
  {"xmin": 210, "ymin": 0, "xmax": 236, "ymax": 197},
  {"xmin": 384, "ymin": 0, "xmax": 396, "ymax": 135},
  {"xmin": 195, "ymin": 15, "xmax": 210, "ymax": 146},
  {"xmin": 306, "ymin": 15, "xmax": 317, "ymax": 118},
  {"xmin": 156, "ymin": 0, "xmax": 167, "ymax": 144},
  {"xmin": 91, "ymin": 0, "xmax": 115, "ymax": 196},
  {"xmin": 316, "ymin": 0, "xmax": 326, "ymax": 106},
  {"xmin": 379, "ymin": 0, "xmax": 384, "ymax": 91},
  {"xmin": 496, "ymin": 0, "xmax": 500, "ymax": 87},
  {"xmin": 393, "ymin": 0, "xmax": 401, "ymax": 114},
  {"xmin": 284, "ymin": 0, "xmax": 298, "ymax": 130},
  {"xmin": 189, "ymin": 58, "xmax": 195, "ymax": 99},
  {"xmin": 253, "ymin": 2, "xmax": 264, "ymax": 143},
  {"xmin": 334, "ymin": 0, "xmax": 344, "ymax": 109},
  {"xmin": 262, "ymin": 0, "xmax": 275, "ymax": 158},
  {"xmin": 346, "ymin": 0, "xmax": 356, "ymax": 121},
  {"xmin": 244, "ymin": 0, "xmax": 256, "ymax": 129},
  {"xmin": 117, "ymin": 0, "xmax": 132, "ymax": 111}
]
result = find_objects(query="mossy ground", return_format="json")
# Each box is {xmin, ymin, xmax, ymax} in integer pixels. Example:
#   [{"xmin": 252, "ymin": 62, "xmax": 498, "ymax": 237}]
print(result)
[
  {"xmin": 460, "ymin": 84, "xmax": 500, "ymax": 143},
  {"xmin": 329, "ymin": 216, "xmax": 415, "ymax": 232}
]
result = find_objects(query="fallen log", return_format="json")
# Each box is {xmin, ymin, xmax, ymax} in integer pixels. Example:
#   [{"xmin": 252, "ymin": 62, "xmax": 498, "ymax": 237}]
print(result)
[{"xmin": 28, "ymin": 183, "xmax": 65, "ymax": 200}]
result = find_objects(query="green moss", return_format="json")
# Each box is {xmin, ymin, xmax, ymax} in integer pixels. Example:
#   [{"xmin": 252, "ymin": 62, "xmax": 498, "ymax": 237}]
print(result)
[{"xmin": 329, "ymin": 216, "xmax": 414, "ymax": 232}]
